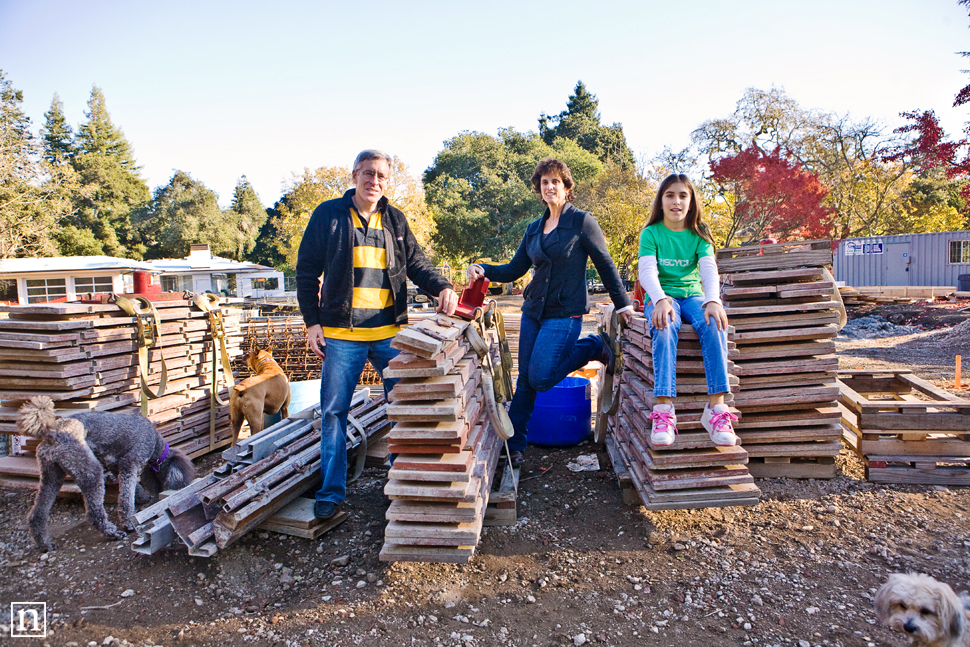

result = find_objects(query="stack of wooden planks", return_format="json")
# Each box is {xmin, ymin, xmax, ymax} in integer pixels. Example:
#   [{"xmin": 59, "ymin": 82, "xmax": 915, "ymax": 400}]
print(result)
[
  {"xmin": 0, "ymin": 297, "xmax": 243, "ymax": 492},
  {"xmin": 601, "ymin": 304, "xmax": 760, "ymax": 510},
  {"xmin": 717, "ymin": 240, "xmax": 845, "ymax": 478},
  {"xmin": 839, "ymin": 287, "xmax": 914, "ymax": 306},
  {"xmin": 839, "ymin": 370, "xmax": 970, "ymax": 485},
  {"xmin": 380, "ymin": 314, "xmax": 504, "ymax": 563}
]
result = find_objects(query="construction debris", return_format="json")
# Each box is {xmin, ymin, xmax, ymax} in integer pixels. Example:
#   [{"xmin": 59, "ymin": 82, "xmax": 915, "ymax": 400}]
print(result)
[
  {"xmin": 132, "ymin": 388, "xmax": 389, "ymax": 556},
  {"xmin": 839, "ymin": 369, "xmax": 970, "ymax": 485},
  {"xmin": 717, "ymin": 240, "xmax": 845, "ymax": 479},
  {"xmin": 0, "ymin": 295, "xmax": 243, "ymax": 493},
  {"xmin": 599, "ymin": 303, "xmax": 760, "ymax": 511}
]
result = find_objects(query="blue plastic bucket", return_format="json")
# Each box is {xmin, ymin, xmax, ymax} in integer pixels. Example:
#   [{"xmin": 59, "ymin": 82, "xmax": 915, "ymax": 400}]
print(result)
[{"xmin": 526, "ymin": 376, "xmax": 592, "ymax": 446}]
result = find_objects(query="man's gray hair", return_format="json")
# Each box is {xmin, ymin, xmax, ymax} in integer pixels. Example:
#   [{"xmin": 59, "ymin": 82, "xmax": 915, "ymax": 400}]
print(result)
[{"xmin": 352, "ymin": 149, "xmax": 393, "ymax": 174}]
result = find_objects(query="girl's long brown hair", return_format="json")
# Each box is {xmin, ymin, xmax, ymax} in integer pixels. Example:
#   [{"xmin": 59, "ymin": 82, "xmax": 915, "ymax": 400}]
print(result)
[{"xmin": 646, "ymin": 174, "xmax": 715, "ymax": 246}]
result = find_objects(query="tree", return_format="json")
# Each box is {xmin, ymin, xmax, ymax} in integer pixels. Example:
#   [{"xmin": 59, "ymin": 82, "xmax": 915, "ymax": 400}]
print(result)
[
  {"xmin": 425, "ymin": 129, "xmax": 602, "ymax": 262},
  {"xmin": 271, "ymin": 165, "xmax": 352, "ymax": 270},
  {"xmin": 693, "ymin": 87, "xmax": 912, "ymax": 239},
  {"xmin": 539, "ymin": 81, "xmax": 636, "ymax": 169},
  {"xmin": 573, "ymin": 163, "xmax": 654, "ymax": 274},
  {"xmin": 133, "ymin": 171, "xmax": 230, "ymax": 259},
  {"xmin": 69, "ymin": 86, "xmax": 149, "ymax": 256},
  {"xmin": 225, "ymin": 176, "xmax": 267, "ymax": 261},
  {"xmin": 0, "ymin": 70, "xmax": 60, "ymax": 258},
  {"xmin": 40, "ymin": 94, "xmax": 74, "ymax": 166},
  {"xmin": 710, "ymin": 144, "xmax": 835, "ymax": 244}
]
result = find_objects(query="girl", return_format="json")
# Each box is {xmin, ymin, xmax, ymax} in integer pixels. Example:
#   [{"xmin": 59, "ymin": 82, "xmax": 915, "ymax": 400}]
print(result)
[{"xmin": 637, "ymin": 174, "xmax": 738, "ymax": 447}]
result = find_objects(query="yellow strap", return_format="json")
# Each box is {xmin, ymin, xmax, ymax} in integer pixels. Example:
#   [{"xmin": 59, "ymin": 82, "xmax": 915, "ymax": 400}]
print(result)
[
  {"xmin": 111, "ymin": 294, "xmax": 169, "ymax": 416},
  {"xmin": 186, "ymin": 292, "xmax": 236, "ymax": 450}
]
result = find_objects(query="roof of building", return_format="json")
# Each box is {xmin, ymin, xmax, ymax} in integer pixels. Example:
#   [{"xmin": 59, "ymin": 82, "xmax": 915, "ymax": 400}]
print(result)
[
  {"xmin": 0, "ymin": 256, "xmax": 156, "ymax": 275},
  {"xmin": 142, "ymin": 248, "xmax": 277, "ymax": 275}
]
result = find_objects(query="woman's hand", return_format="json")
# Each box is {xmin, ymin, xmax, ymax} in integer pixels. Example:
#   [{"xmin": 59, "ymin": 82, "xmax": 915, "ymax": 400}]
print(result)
[
  {"xmin": 704, "ymin": 301, "xmax": 728, "ymax": 331},
  {"xmin": 466, "ymin": 264, "xmax": 485, "ymax": 282},
  {"xmin": 652, "ymin": 298, "xmax": 674, "ymax": 330},
  {"xmin": 618, "ymin": 309, "xmax": 634, "ymax": 329}
]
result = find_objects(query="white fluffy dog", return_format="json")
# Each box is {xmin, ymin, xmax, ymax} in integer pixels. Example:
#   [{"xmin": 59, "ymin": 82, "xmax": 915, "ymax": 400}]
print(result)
[{"xmin": 875, "ymin": 573, "xmax": 970, "ymax": 647}]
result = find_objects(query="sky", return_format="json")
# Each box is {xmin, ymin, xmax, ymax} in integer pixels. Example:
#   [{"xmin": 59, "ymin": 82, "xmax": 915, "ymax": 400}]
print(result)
[{"xmin": 2, "ymin": 0, "xmax": 969, "ymax": 209}]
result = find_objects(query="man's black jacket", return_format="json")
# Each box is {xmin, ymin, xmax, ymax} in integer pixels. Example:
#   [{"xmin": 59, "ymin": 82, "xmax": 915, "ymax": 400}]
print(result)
[
  {"xmin": 295, "ymin": 189, "xmax": 451, "ymax": 330},
  {"xmin": 481, "ymin": 203, "xmax": 631, "ymax": 321}
]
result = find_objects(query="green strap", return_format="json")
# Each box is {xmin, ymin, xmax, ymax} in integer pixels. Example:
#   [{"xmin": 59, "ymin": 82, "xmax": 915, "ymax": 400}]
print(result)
[{"xmin": 111, "ymin": 294, "xmax": 169, "ymax": 416}]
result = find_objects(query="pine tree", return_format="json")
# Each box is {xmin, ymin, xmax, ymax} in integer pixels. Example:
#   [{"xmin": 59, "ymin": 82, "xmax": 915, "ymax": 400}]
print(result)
[
  {"xmin": 226, "ymin": 175, "xmax": 267, "ymax": 260},
  {"xmin": 69, "ymin": 85, "xmax": 149, "ymax": 256},
  {"xmin": 0, "ymin": 70, "xmax": 59, "ymax": 258},
  {"xmin": 538, "ymin": 81, "xmax": 636, "ymax": 169},
  {"xmin": 40, "ymin": 93, "xmax": 74, "ymax": 166}
]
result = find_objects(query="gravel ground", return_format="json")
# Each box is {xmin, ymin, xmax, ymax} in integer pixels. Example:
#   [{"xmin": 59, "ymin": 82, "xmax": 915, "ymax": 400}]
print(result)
[{"xmin": 0, "ymin": 300, "xmax": 969, "ymax": 647}]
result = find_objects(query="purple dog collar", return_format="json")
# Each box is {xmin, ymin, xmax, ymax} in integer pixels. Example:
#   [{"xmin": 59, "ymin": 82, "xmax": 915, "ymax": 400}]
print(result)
[{"xmin": 151, "ymin": 443, "xmax": 170, "ymax": 472}]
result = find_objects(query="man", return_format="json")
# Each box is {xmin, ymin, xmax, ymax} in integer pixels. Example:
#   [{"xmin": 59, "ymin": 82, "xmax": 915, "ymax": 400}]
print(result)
[{"xmin": 296, "ymin": 150, "xmax": 458, "ymax": 519}]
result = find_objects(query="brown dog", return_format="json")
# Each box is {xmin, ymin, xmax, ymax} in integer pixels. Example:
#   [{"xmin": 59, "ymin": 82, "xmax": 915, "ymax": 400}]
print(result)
[{"xmin": 230, "ymin": 348, "xmax": 291, "ymax": 444}]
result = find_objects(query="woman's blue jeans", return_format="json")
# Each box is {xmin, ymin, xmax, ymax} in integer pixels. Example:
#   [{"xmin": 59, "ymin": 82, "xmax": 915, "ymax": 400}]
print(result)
[
  {"xmin": 643, "ymin": 296, "xmax": 730, "ymax": 398},
  {"xmin": 506, "ymin": 315, "xmax": 603, "ymax": 452},
  {"xmin": 315, "ymin": 337, "xmax": 399, "ymax": 506}
]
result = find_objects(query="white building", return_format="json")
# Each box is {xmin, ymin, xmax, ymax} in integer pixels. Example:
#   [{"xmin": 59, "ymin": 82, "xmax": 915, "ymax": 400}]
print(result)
[
  {"xmin": 143, "ymin": 244, "xmax": 286, "ymax": 298},
  {"xmin": 0, "ymin": 256, "xmax": 156, "ymax": 305}
]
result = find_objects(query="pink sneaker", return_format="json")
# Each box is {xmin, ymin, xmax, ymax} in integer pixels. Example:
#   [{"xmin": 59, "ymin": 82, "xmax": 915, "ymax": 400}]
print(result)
[
  {"xmin": 702, "ymin": 403, "xmax": 739, "ymax": 446},
  {"xmin": 648, "ymin": 404, "xmax": 677, "ymax": 446}
]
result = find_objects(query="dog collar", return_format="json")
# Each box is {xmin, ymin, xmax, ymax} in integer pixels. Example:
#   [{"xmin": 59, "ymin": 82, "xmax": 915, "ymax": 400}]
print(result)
[{"xmin": 150, "ymin": 443, "xmax": 170, "ymax": 472}]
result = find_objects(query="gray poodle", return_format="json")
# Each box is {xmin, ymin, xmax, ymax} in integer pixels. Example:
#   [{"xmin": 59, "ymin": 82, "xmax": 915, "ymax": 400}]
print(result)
[{"xmin": 18, "ymin": 396, "xmax": 195, "ymax": 551}]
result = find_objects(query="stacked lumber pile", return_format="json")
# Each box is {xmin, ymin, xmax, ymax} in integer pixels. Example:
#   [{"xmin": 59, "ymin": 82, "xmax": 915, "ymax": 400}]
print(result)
[
  {"xmin": 601, "ymin": 305, "xmax": 760, "ymax": 510},
  {"xmin": 839, "ymin": 370, "xmax": 970, "ymax": 485},
  {"xmin": 717, "ymin": 240, "xmax": 844, "ymax": 479},
  {"xmin": 133, "ymin": 388, "xmax": 387, "ymax": 556},
  {"xmin": 380, "ymin": 314, "xmax": 504, "ymax": 563},
  {"xmin": 839, "ymin": 287, "xmax": 914, "ymax": 306},
  {"xmin": 0, "ymin": 297, "xmax": 243, "ymax": 491}
]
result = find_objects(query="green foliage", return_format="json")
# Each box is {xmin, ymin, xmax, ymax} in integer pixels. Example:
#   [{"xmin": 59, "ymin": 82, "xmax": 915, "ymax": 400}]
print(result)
[
  {"xmin": 539, "ymin": 81, "xmax": 636, "ymax": 170},
  {"xmin": 68, "ymin": 86, "xmax": 150, "ymax": 256},
  {"xmin": 133, "ymin": 171, "xmax": 232, "ymax": 259},
  {"xmin": 41, "ymin": 94, "xmax": 74, "ymax": 166},
  {"xmin": 226, "ymin": 175, "xmax": 267, "ymax": 261},
  {"xmin": 0, "ymin": 70, "xmax": 60, "ymax": 258},
  {"xmin": 55, "ymin": 225, "xmax": 105, "ymax": 256},
  {"xmin": 425, "ymin": 129, "xmax": 603, "ymax": 262},
  {"xmin": 250, "ymin": 208, "xmax": 289, "ymax": 271}
]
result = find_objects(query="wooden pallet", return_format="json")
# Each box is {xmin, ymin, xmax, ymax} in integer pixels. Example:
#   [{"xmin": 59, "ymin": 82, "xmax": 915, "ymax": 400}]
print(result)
[
  {"xmin": 863, "ymin": 456, "xmax": 970, "ymax": 485},
  {"xmin": 746, "ymin": 456, "xmax": 838, "ymax": 479}
]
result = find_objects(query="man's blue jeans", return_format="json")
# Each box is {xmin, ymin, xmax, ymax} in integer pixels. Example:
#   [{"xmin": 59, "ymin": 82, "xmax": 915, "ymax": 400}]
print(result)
[
  {"xmin": 506, "ymin": 315, "xmax": 603, "ymax": 452},
  {"xmin": 643, "ymin": 295, "xmax": 729, "ymax": 397},
  {"xmin": 315, "ymin": 337, "xmax": 399, "ymax": 506}
]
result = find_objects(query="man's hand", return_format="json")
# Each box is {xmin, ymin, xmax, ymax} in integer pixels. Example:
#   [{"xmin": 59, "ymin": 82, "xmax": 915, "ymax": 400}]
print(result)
[
  {"xmin": 704, "ymin": 301, "xmax": 729, "ymax": 332},
  {"xmin": 466, "ymin": 264, "xmax": 485, "ymax": 282},
  {"xmin": 437, "ymin": 288, "xmax": 458, "ymax": 316},
  {"xmin": 306, "ymin": 324, "xmax": 326, "ymax": 360},
  {"xmin": 651, "ymin": 298, "xmax": 674, "ymax": 330}
]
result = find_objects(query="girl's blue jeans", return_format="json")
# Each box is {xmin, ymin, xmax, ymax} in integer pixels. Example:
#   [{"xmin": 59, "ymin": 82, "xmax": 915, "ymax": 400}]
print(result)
[
  {"xmin": 506, "ymin": 315, "xmax": 604, "ymax": 452},
  {"xmin": 643, "ymin": 295, "xmax": 730, "ymax": 398}
]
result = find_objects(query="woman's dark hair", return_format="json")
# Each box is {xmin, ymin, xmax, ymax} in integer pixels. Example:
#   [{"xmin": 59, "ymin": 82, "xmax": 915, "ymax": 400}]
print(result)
[
  {"xmin": 530, "ymin": 158, "xmax": 575, "ymax": 203},
  {"xmin": 646, "ymin": 174, "xmax": 715, "ymax": 246}
]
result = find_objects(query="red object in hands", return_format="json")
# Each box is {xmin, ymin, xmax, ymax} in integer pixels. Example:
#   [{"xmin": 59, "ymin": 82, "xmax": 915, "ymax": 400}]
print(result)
[{"xmin": 454, "ymin": 278, "xmax": 490, "ymax": 320}]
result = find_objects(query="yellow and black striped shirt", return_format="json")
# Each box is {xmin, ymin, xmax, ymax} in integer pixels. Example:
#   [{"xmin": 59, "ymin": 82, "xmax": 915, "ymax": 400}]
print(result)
[{"xmin": 322, "ymin": 207, "xmax": 399, "ymax": 341}]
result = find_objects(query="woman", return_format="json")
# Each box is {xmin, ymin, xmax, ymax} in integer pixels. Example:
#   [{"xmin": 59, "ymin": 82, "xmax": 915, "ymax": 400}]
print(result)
[{"xmin": 467, "ymin": 158, "xmax": 634, "ymax": 466}]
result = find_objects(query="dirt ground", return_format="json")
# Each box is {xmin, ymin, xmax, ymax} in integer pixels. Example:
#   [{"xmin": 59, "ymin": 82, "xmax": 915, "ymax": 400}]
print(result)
[{"xmin": 2, "ymin": 301, "xmax": 970, "ymax": 647}]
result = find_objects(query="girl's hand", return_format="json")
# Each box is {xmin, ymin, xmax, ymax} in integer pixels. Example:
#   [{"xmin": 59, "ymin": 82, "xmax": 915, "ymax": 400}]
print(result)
[
  {"xmin": 618, "ymin": 309, "xmax": 634, "ymax": 329},
  {"xmin": 704, "ymin": 301, "xmax": 728, "ymax": 331},
  {"xmin": 652, "ymin": 298, "xmax": 674, "ymax": 330},
  {"xmin": 467, "ymin": 264, "xmax": 486, "ymax": 282}
]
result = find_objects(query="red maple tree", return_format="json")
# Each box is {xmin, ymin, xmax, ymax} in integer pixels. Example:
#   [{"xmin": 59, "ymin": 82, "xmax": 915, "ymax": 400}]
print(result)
[{"xmin": 710, "ymin": 144, "xmax": 836, "ymax": 243}]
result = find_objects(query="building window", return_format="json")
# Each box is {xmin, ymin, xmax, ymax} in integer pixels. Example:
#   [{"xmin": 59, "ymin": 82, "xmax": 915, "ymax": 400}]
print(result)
[
  {"xmin": 74, "ymin": 276, "xmax": 114, "ymax": 294},
  {"xmin": 950, "ymin": 240, "xmax": 970, "ymax": 264},
  {"xmin": 161, "ymin": 275, "xmax": 192, "ymax": 293},
  {"xmin": 26, "ymin": 278, "xmax": 67, "ymax": 303}
]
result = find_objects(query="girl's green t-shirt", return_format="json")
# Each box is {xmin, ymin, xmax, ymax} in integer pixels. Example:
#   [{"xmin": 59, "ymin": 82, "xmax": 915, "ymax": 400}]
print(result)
[{"xmin": 638, "ymin": 222, "xmax": 714, "ymax": 299}]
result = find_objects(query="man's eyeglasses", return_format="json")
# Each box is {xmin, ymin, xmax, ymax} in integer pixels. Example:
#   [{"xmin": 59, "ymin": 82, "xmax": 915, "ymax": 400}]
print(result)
[{"xmin": 360, "ymin": 170, "xmax": 389, "ymax": 182}]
